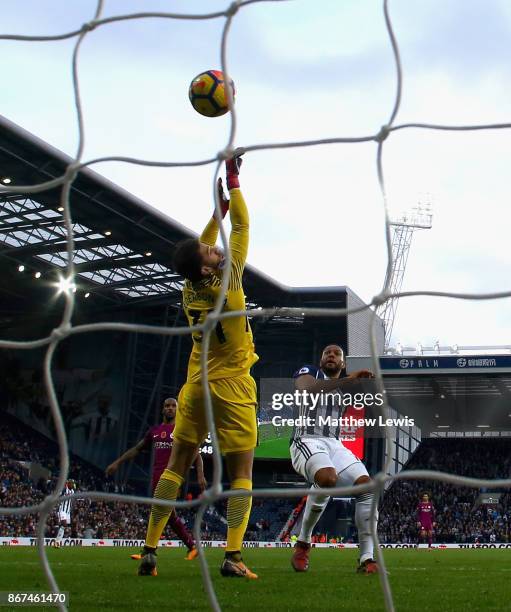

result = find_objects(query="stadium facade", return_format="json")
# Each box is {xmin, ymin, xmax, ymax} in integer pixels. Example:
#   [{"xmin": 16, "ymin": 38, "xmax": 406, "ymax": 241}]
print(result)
[{"xmin": 0, "ymin": 115, "xmax": 384, "ymax": 490}]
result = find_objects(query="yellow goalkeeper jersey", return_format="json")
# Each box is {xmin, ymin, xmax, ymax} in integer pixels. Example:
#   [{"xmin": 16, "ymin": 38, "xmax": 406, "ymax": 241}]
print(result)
[{"xmin": 182, "ymin": 189, "xmax": 258, "ymax": 383}]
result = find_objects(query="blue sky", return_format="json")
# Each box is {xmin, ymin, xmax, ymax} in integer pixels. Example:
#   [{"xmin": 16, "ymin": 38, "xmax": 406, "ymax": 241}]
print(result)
[{"xmin": 1, "ymin": 0, "xmax": 510, "ymax": 348}]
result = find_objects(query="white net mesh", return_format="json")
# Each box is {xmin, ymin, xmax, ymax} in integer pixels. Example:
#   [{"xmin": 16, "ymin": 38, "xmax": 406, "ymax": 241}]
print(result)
[{"xmin": 1, "ymin": 2, "xmax": 511, "ymax": 611}]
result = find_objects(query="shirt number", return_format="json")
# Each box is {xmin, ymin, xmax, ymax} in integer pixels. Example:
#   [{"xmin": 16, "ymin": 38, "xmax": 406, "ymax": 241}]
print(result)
[{"xmin": 189, "ymin": 308, "xmax": 227, "ymax": 344}]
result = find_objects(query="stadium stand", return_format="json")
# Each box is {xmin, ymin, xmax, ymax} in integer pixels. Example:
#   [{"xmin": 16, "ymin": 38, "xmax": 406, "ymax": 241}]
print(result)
[
  {"xmin": 5, "ymin": 403, "xmax": 511, "ymax": 545},
  {"xmin": 379, "ymin": 438, "xmax": 511, "ymax": 544},
  {"xmin": 0, "ymin": 411, "xmax": 295, "ymax": 541}
]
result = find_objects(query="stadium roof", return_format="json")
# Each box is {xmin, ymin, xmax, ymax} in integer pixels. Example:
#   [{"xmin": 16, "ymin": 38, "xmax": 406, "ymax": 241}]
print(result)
[
  {"xmin": 348, "ymin": 356, "xmax": 511, "ymax": 434},
  {"xmin": 0, "ymin": 115, "xmax": 356, "ymax": 315}
]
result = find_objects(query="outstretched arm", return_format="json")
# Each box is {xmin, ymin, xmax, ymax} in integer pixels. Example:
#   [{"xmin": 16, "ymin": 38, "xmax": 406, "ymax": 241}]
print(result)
[
  {"xmin": 200, "ymin": 178, "xmax": 230, "ymax": 246},
  {"xmin": 105, "ymin": 437, "xmax": 148, "ymax": 476},
  {"xmin": 226, "ymin": 157, "xmax": 248, "ymax": 289},
  {"xmin": 193, "ymin": 450, "xmax": 207, "ymax": 492}
]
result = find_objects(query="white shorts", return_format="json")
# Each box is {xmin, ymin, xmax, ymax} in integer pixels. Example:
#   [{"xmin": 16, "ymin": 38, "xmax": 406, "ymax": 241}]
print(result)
[
  {"xmin": 58, "ymin": 511, "xmax": 71, "ymax": 525},
  {"xmin": 290, "ymin": 436, "xmax": 368, "ymax": 485}
]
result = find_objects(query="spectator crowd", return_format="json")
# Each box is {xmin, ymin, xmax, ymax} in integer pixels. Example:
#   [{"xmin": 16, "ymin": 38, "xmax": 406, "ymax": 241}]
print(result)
[
  {"xmin": 379, "ymin": 438, "xmax": 511, "ymax": 544},
  {"xmin": 0, "ymin": 412, "xmax": 293, "ymax": 541},
  {"xmin": 5, "ymin": 410, "xmax": 511, "ymax": 545}
]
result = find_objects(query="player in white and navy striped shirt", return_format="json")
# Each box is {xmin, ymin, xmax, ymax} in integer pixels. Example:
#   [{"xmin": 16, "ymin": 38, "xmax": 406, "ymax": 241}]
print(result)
[
  {"xmin": 289, "ymin": 344, "xmax": 379, "ymax": 575},
  {"xmin": 55, "ymin": 480, "xmax": 76, "ymax": 546}
]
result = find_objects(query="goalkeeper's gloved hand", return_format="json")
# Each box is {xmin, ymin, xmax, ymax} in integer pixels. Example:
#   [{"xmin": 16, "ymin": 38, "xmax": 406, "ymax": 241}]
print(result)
[
  {"xmin": 215, "ymin": 177, "xmax": 230, "ymax": 219},
  {"xmin": 226, "ymin": 154, "xmax": 243, "ymax": 190}
]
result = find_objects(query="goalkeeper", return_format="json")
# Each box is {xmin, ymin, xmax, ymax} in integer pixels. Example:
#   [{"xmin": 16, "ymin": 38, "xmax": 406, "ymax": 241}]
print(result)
[{"xmin": 138, "ymin": 154, "xmax": 259, "ymax": 579}]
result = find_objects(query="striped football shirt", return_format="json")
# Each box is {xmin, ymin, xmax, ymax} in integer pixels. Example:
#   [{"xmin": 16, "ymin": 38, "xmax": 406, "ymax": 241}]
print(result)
[{"xmin": 291, "ymin": 364, "xmax": 346, "ymax": 439}]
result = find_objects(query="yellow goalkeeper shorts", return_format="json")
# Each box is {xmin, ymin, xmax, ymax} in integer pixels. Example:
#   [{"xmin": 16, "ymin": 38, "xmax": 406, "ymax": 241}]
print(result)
[{"xmin": 174, "ymin": 374, "xmax": 258, "ymax": 454}]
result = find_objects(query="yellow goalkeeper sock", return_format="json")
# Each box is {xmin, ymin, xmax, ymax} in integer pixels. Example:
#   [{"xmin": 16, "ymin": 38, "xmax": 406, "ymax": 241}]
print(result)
[
  {"xmin": 226, "ymin": 478, "xmax": 252, "ymax": 553},
  {"xmin": 145, "ymin": 469, "xmax": 184, "ymax": 549}
]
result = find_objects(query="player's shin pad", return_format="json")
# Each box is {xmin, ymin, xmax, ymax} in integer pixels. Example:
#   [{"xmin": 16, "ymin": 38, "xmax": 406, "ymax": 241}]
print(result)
[
  {"xmin": 145, "ymin": 469, "xmax": 184, "ymax": 549},
  {"xmin": 299, "ymin": 484, "xmax": 330, "ymax": 544},
  {"xmin": 226, "ymin": 478, "xmax": 252, "ymax": 552},
  {"xmin": 355, "ymin": 492, "xmax": 378, "ymax": 564}
]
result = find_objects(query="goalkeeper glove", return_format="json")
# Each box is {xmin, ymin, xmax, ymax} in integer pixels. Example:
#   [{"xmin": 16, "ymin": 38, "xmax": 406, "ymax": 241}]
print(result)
[
  {"xmin": 226, "ymin": 154, "xmax": 243, "ymax": 190},
  {"xmin": 215, "ymin": 177, "xmax": 230, "ymax": 219}
]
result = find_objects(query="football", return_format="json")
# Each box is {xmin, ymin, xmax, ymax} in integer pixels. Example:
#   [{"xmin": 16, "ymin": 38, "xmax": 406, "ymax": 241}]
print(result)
[{"xmin": 188, "ymin": 70, "xmax": 235, "ymax": 117}]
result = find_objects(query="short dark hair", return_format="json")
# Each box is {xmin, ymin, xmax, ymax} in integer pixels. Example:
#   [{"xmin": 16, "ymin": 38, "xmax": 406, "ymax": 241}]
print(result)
[
  {"xmin": 322, "ymin": 344, "xmax": 344, "ymax": 355},
  {"xmin": 173, "ymin": 238, "xmax": 203, "ymax": 282}
]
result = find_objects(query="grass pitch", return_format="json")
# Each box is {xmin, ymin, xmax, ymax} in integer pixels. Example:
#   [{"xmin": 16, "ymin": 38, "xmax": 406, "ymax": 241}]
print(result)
[
  {"xmin": 0, "ymin": 546, "xmax": 509, "ymax": 611},
  {"xmin": 255, "ymin": 423, "xmax": 293, "ymax": 458}
]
